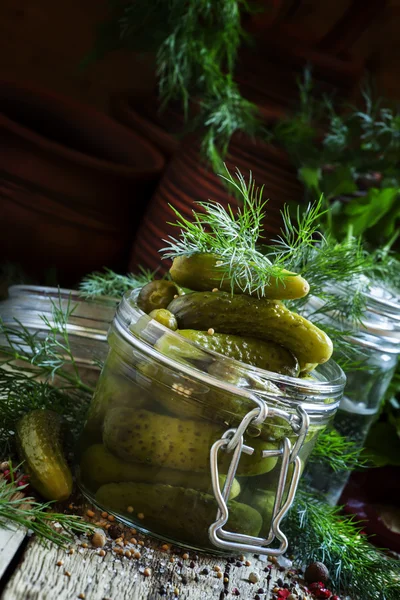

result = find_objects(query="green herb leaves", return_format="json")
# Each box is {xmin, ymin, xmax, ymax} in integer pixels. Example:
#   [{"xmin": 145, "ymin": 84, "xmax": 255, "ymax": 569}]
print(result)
[
  {"xmin": 288, "ymin": 489, "xmax": 400, "ymax": 599},
  {"xmin": 0, "ymin": 465, "xmax": 93, "ymax": 548},
  {"xmin": 79, "ymin": 267, "xmax": 156, "ymax": 299}
]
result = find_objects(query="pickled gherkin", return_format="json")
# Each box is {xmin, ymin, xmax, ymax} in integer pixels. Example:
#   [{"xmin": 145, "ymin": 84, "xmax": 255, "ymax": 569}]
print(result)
[
  {"xmin": 177, "ymin": 329, "xmax": 299, "ymax": 376},
  {"xmin": 170, "ymin": 253, "xmax": 310, "ymax": 300},
  {"xmin": 103, "ymin": 407, "xmax": 278, "ymax": 475},
  {"xmin": 80, "ymin": 443, "xmax": 241, "ymax": 499},
  {"xmin": 95, "ymin": 482, "xmax": 262, "ymax": 546},
  {"xmin": 137, "ymin": 280, "xmax": 180, "ymax": 314},
  {"xmin": 168, "ymin": 291, "xmax": 333, "ymax": 369},
  {"xmin": 148, "ymin": 308, "xmax": 178, "ymax": 330}
]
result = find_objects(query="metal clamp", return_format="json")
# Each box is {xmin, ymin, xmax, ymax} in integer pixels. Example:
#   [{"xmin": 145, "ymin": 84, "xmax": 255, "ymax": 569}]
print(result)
[{"xmin": 208, "ymin": 394, "xmax": 309, "ymax": 556}]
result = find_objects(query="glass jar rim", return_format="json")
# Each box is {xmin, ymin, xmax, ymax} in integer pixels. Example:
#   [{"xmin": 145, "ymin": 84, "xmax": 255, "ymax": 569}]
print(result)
[
  {"xmin": 306, "ymin": 282, "xmax": 400, "ymax": 343},
  {"xmin": 111, "ymin": 290, "xmax": 346, "ymax": 411}
]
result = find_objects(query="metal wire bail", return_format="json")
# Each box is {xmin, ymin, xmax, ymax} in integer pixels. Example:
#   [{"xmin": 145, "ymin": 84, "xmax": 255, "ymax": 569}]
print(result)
[{"xmin": 208, "ymin": 394, "xmax": 309, "ymax": 556}]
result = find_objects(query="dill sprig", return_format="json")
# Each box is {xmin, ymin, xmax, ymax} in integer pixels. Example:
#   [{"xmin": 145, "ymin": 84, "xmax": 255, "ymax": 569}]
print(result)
[
  {"xmin": 0, "ymin": 295, "xmax": 95, "ymax": 395},
  {"xmin": 161, "ymin": 166, "xmax": 306, "ymax": 296},
  {"xmin": 0, "ymin": 465, "xmax": 93, "ymax": 547},
  {"xmin": 310, "ymin": 428, "xmax": 366, "ymax": 472},
  {"xmin": 288, "ymin": 489, "xmax": 400, "ymax": 599},
  {"xmin": 87, "ymin": 0, "xmax": 260, "ymax": 170},
  {"xmin": 79, "ymin": 267, "xmax": 156, "ymax": 299}
]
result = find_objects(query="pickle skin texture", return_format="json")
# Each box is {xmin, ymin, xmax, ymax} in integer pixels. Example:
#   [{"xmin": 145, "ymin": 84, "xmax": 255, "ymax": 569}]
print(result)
[
  {"xmin": 137, "ymin": 280, "xmax": 180, "ymax": 314},
  {"xmin": 83, "ymin": 362, "xmax": 149, "ymax": 443},
  {"xmin": 148, "ymin": 309, "xmax": 178, "ymax": 330},
  {"xmin": 80, "ymin": 444, "xmax": 240, "ymax": 499},
  {"xmin": 170, "ymin": 253, "xmax": 310, "ymax": 300},
  {"xmin": 16, "ymin": 410, "xmax": 72, "ymax": 502},
  {"xmin": 168, "ymin": 291, "xmax": 333, "ymax": 368},
  {"xmin": 95, "ymin": 482, "xmax": 262, "ymax": 545},
  {"xmin": 103, "ymin": 408, "xmax": 278, "ymax": 475},
  {"xmin": 177, "ymin": 329, "xmax": 300, "ymax": 377}
]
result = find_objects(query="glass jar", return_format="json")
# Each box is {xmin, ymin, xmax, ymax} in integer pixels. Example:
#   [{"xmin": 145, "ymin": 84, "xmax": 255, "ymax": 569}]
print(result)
[
  {"xmin": 76, "ymin": 289, "xmax": 345, "ymax": 555},
  {"xmin": 0, "ymin": 285, "xmax": 118, "ymax": 386},
  {"xmin": 303, "ymin": 284, "xmax": 400, "ymax": 504}
]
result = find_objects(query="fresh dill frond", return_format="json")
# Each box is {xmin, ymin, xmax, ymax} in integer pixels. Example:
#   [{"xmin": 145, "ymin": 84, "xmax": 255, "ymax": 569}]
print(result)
[
  {"xmin": 0, "ymin": 466, "xmax": 93, "ymax": 547},
  {"xmin": 79, "ymin": 267, "xmax": 157, "ymax": 299},
  {"xmin": 309, "ymin": 428, "xmax": 366, "ymax": 472},
  {"xmin": 287, "ymin": 488, "xmax": 400, "ymax": 599},
  {"xmin": 161, "ymin": 166, "xmax": 297, "ymax": 296}
]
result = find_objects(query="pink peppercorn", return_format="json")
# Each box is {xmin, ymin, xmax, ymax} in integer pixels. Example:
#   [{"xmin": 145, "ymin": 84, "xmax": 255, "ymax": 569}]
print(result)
[
  {"xmin": 277, "ymin": 590, "xmax": 290, "ymax": 599},
  {"xmin": 331, "ymin": 597, "xmax": 341, "ymax": 600}
]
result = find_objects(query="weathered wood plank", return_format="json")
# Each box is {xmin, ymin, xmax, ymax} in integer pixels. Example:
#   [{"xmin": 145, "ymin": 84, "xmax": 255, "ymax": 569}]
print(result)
[
  {"xmin": 0, "ymin": 525, "xmax": 25, "ymax": 580},
  {"xmin": 1, "ymin": 533, "xmax": 298, "ymax": 600}
]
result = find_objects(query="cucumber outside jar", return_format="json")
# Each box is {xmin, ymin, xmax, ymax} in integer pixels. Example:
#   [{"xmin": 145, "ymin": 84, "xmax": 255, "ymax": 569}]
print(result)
[
  {"xmin": 303, "ymin": 283, "xmax": 400, "ymax": 505},
  {"xmin": 76, "ymin": 287, "xmax": 345, "ymax": 555}
]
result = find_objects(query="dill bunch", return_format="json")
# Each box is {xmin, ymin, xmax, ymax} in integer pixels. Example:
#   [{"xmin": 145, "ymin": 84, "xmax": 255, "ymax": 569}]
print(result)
[
  {"xmin": 310, "ymin": 428, "xmax": 366, "ymax": 472},
  {"xmin": 287, "ymin": 489, "xmax": 400, "ymax": 599},
  {"xmin": 0, "ymin": 465, "xmax": 93, "ymax": 547},
  {"xmin": 88, "ymin": 0, "xmax": 260, "ymax": 170},
  {"xmin": 161, "ymin": 166, "xmax": 320, "ymax": 296},
  {"xmin": 79, "ymin": 267, "xmax": 156, "ymax": 299}
]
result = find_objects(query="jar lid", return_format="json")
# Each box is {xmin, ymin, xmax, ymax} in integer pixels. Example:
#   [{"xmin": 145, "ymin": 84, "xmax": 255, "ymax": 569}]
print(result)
[{"xmin": 110, "ymin": 290, "xmax": 346, "ymax": 418}]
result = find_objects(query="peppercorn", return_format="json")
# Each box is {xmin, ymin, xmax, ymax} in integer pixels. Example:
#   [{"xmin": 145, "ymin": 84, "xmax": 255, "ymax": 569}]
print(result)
[
  {"xmin": 304, "ymin": 562, "xmax": 329, "ymax": 584},
  {"xmin": 108, "ymin": 524, "xmax": 123, "ymax": 540},
  {"xmin": 189, "ymin": 560, "xmax": 195, "ymax": 569},
  {"xmin": 277, "ymin": 578, "xmax": 284, "ymax": 587}
]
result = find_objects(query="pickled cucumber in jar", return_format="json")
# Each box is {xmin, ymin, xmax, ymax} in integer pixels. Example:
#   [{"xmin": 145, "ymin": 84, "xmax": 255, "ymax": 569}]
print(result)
[{"xmin": 77, "ymin": 206, "xmax": 339, "ymax": 554}]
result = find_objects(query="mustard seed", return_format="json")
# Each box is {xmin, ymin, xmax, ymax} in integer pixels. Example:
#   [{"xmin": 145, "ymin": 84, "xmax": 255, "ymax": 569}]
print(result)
[
  {"xmin": 68, "ymin": 549, "xmax": 75, "ymax": 555},
  {"xmin": 130, "ymin": 537, "xmax": 138, "ymax": 545},
  {"xmin": 161, "ymin": 544, "xmax": 170, "ymax": 551},
  {"xmin": 245, "ymin": 560, "xmax": 251, "ymax": 567},
  {"xmin": 143, "ymin": 568, "xmax": 151, "ymax": 577},
  {"xmin": 127, "ymin": 506, "xmax": 134, "ymax": 513},
  {"xmin": 182, "ymin": 552, "xmax": 189, "ymax": 560},
  {"xmin": 78, "ymin": 594, "xmax": 85, "ymax": 599},
  {"xmin": 124, "ymin": 550, "xmax": 132, "ymax": 558},
  {"xmin": 86, "ymin": 509, "xmax": 95, "ymax": 518},
  {"xmin": 64, "ymin": 571, "xmax": 71, "ymax": 578},
  {"xmin": 101, "ymin": 511, "xmax": 108, "ymax": 518},
  {"xmin": 134, "ymin": 551, "xmax": 141, "ymax": 559},
  {"xmin": 212, "ymin": 288, "xmax": 219, "ymax": 293},
  {"xmin": 81, "ymin": 543, "xmax": 88, "ymax": 549},
  {"xmin": 216, "ymin": 571, "xmax": 223, "ymax": 579},
  {"xmin": 207, "ymin": 328, "xmax": 215, "ymax": 335},
  {"xmin": 56, "ymin": 560, "xmax": 64, "ymax": 567},
  {"xmin": 98, "ymin": 549, "xmax": 106, "ymax": 557},
  {"xmin": 138, "ymin": 512, "xmax": 145, "ymax": 520},
  {"xmin": 214, "ymin": 565, "xmax": 221, "ymax": 572},
  {"xmin": 107, "ymin": 515, "xmax": 115, "ymax": 522}
]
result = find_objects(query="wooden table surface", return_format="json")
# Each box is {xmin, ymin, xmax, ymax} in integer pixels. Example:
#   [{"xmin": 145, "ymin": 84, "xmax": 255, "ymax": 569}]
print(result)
[{"xmin": 0, "ymin": 523, "xmax": 307, "ymax": 600}]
